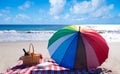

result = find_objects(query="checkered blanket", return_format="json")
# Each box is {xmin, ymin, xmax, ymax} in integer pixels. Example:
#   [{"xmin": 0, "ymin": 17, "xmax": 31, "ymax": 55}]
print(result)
[
  {"xmin": 3, "ymin": 59, "xmax": 69, "ymax": 74},
  {"xmin": 2, "ymin": 58, "xmax": 107, "ymax": 74}
]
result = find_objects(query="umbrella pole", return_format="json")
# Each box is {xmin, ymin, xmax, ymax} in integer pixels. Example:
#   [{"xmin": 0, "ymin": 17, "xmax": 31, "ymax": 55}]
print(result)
[
  {"xmin": 74, "ymin": 26, "xmax": 88, "ymax": 70},
  {"xmin": 79, "ymin": 26, "xmax": 80, "ymax": 31}
]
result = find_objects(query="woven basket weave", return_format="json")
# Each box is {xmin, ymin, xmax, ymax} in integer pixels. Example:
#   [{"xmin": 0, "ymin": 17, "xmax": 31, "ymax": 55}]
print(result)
[{"xmin": 21, "ymin": 43, "xmax": 40, "ymax": 66}]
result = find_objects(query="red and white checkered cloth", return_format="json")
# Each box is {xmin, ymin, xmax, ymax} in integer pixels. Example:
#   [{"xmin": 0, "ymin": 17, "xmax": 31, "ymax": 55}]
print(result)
[
  {"xmin": 2, "ymin": 58, "xmax": 70, "ymax": 74},
  {"xmin": 31, "ymin": 59, "xmax": 70, "ymax": 74},
  {"xmin": 2, "ymin": 58, "xmax": 103, "ymax": 74}
]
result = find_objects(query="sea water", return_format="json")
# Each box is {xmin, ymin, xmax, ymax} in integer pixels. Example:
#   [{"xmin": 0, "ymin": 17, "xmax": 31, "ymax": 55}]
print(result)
[
  {"xmin": 0, "ymin": 24, "xmax": 67, "ymax": 42},
  {"xmin": 0, "ymin": 24, "xmax": 120, "ymax": 42}
]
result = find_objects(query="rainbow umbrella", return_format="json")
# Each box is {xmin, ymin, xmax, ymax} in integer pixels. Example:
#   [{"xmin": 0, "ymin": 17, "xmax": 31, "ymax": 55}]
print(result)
[{"xmin": 48, "ymin": 25, "xmax": 109, "ymax": 70}]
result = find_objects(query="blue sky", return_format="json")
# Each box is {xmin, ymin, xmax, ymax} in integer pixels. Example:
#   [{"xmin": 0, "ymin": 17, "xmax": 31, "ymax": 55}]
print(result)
[{"xmin": 0, "ymin": 0, "xmax": 120, "ymax": 24}]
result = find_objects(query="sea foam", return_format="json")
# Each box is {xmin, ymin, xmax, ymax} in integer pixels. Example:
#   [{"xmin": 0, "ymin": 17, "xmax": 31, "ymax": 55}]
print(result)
[
  {"xmin": 0, "ymin": 25, "xmax": 120, "ymax": 42},
  {"xmin": 0, "ymin": 30, "xmax": 55, "ymax": 42}
]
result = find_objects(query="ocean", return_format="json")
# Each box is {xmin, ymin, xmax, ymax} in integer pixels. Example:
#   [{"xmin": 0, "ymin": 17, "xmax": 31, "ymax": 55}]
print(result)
[
  {"xmin": 0, "ymin": 24, "xmax": 67, "ymax": 42},
  {"xmin": 0, "ymin": 24, "xmax": 120, "ymax": 42}
]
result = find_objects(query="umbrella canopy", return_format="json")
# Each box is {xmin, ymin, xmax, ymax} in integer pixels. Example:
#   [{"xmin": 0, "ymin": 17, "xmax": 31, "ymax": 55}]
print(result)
[{"xmin": 48, "ymin": 25, "xmax": 109, "ymax": 70}]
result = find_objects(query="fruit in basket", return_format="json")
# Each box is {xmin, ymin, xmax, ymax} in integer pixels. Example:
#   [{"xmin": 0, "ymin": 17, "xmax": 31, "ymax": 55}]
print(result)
[{"xmin": 30, "ymin": 52, "xmax": 36, "ymax": 56}]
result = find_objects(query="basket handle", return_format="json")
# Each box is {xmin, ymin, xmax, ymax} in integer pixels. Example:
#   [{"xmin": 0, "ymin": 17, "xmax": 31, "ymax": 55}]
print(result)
[{"xmin": 29, "ymin": 43, "xmax": 34, "ymax": 54}]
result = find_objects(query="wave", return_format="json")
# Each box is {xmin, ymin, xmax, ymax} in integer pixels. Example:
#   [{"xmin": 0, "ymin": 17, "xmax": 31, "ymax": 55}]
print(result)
[
  {"xmin": 0, "ymin": 25, "xmax": 120, "ymax": 42},
  {"xmin": 0, "ymin": 30, "xmax": 56, "ymax": 42},
  {"xmin": 0, "ymin": 30, "xmax": 56, "ymax": 33},
  {"xmin": 0, "ymin": 30, "xmax": 17, "ymax": 33}
]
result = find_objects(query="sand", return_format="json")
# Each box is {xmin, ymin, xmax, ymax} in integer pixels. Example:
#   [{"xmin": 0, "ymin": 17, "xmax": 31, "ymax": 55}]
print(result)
[
  {"xmin": 0, "ymin": 41, "xmax": 120, "ymax": 73},
  {"xmin": 101, "ymin": 42, "xmax": 120, "ymax": 74},
  {"xmin": 0, "ymin": 41, "xmax": 50, "ymax": 72}
]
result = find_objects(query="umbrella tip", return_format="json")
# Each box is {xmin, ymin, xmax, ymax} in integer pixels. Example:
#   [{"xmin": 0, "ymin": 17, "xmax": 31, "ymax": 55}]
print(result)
[{"xmin": 79, "ymin": 26, "xmax": 81, "ymax": 31}]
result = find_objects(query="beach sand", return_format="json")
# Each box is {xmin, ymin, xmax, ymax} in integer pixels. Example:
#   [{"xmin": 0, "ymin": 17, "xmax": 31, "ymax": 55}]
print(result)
[
  {"xmin": 0, "ymin": 41, "xmax": 120, "ymax": 73},
  {"xmin": 101, "ymin": 42, "xmax": 120, "ymax": 74},
  {"xmin": 0, "ymin": 41, "xmax": 50, "ymax": 72}
]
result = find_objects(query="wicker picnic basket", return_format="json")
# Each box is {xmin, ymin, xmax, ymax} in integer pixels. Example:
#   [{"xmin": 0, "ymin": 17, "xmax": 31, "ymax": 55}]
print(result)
[{"xmin": 21, "ymin": 43, "xmax": 40, "ymax": 66}]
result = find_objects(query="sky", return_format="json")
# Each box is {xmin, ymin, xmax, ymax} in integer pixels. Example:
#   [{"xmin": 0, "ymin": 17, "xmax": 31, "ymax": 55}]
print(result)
[{"xmin": 0, "ymin": 0, "xmax": 120, "ymax": 24}]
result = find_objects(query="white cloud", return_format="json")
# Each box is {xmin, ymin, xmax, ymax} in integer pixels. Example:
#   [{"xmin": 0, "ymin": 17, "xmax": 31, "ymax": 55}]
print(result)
[
  {"xmin": 4, "ymin": 17, "xmax": 11, "ymax": 21},
  {"xmin": 0, "ymin": 13, "xmax": 3, "ymax": 16},
  {"xmin": 39, "ymin": 9, "xmax": 45, "ymax": 13},
  {"xmin": 49, "ymin": 0, "xmax": 66, "ymax": 15},
  {"xmin": 1, "ymin": 7, "xmax": 10, "ymax": 13},
  {"xmin": 64, "ymin": 14, "xmax": 70, "ymax": 19},
  {"xmin": 0, "ymin": 17, "xmax": 12, "ymax": 24},
  {"xmin": 71, "ymin": 1, "xmax": 91, "ymax": 14},
  {"xmin": 90, "ymin": 4, "xmax": 114, "ymax": 18},
  {"xmin": 13, "ymin": 14, "xmax": 31, "ymax": 23},
  {"xmin": 118, "ymin": 13, "xmax": 120, "ymax": 17},
  {"xmin": 71, "ymin": 0, "xmax": 105, "ymax": 14},
  {"xmin": 15, "ymin": 14, "xmax": 30, "ymax": 19},
  {"xmin": 91, "ymin": 0, "xmax": 105, "ymax": 9},
  {"xmin": 72, "ymin": 18, "xmax": 86, "ymax": 21},
  {"xmin": 54, "ymin": 15, "xmax": 59, "ymax": 19},
  {"xmin": 18, "ymin": 1, "xmax": 32, "ymax": 10},
  {"xmin": 70, "ymin": 0, "xmax": 114, "ymax": 18}
]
